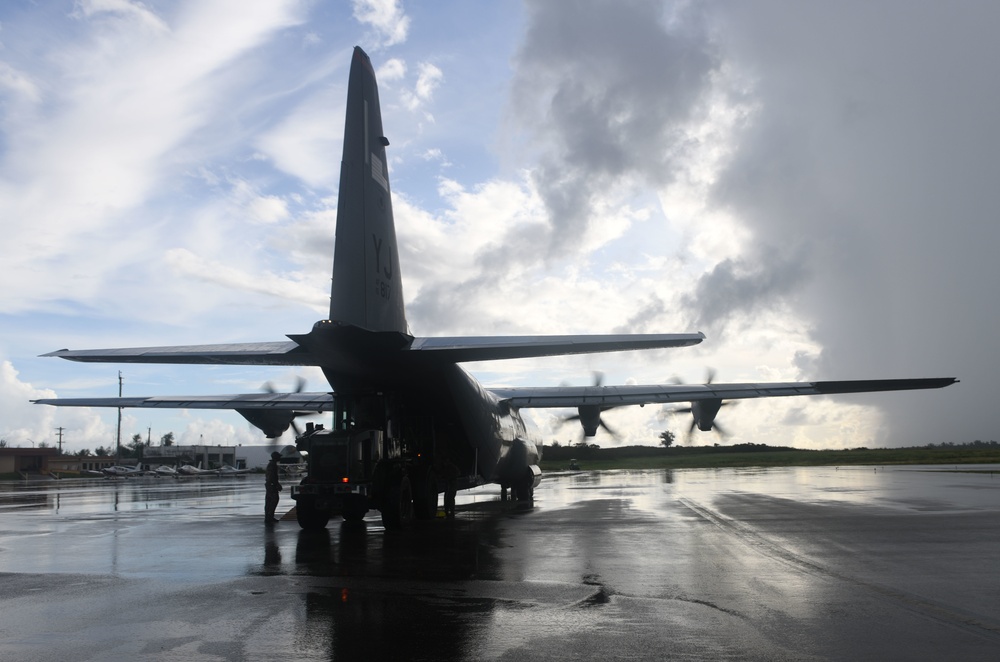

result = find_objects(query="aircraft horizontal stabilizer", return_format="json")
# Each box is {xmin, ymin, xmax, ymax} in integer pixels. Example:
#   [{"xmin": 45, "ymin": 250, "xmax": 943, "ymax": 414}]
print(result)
[
  {"xmin": 40, "ymin": 341, "xmax": 319, "ymax": 366},
  {"xmin": 41, "ymin": 332, "xmax": 705, "ymax": 368},
  {"xmin": 408, "ymin": 332, "xmax": 705, "ymax": 363}
]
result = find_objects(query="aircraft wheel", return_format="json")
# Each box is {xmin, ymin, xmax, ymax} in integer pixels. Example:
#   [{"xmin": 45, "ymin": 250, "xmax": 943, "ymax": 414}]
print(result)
[
  {"xmin": 381, "ymin": 475, "xmax": 413, "ymax": 530},
  {"xmin": 413, "ymin": 468, "xmax": 438, "ymax": 520},
  {"xmin": 512, "ymin": 471, "xmax": 534, "ymax": 502},
  {"xmin": 343, "ymin": 494, "xmax": 369, "ymax": 522},
  {"xmin": 295, "ymin": 497, "xmax": 330, "ymax": 530}
]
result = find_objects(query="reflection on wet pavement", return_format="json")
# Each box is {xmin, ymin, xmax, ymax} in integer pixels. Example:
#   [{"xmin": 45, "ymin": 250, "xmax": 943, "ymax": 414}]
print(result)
[{"xmin": 1, "ymin": 466, "xmax": 999, "ymax": 661}]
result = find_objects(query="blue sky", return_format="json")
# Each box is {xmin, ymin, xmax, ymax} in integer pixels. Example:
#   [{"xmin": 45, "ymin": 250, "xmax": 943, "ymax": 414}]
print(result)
[{"xmin": 2, "ymin": 1, "xmax": 995, "ymax": 453}]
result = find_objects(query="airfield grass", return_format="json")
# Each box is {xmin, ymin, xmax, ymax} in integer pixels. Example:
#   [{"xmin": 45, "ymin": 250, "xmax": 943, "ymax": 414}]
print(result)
[
  {"xmin": 539, "ymin": 445, "xmax": 1000, "ymax": 472},
  {"xmin": 2, "ymin": 448, "xmax": 997, "ymax": 483}
]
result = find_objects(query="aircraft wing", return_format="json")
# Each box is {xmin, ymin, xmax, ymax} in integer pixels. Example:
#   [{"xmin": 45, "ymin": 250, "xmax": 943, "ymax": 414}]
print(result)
[
  {"xmin": 407, "ymin": 332, "xmax": 706, "ymax": 363},
  {"xmin": 490, "ymin": 377, "xmax": 958, "ymax": 408},
  {"xmin": 40, "ymin": 341, "xmax": 319, "ymax": 366},
  {"xmin": 31, "ymin": 392, "xmax": 334, "ymax": 411}
]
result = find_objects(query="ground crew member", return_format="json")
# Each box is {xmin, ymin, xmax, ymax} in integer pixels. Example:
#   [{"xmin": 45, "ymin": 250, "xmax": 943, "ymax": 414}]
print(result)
[
  {"xmin": 265, "ymin": 451, "xmax": 283, "ymax": 524},
  {"xmin": 440, "ymin": 456, "xmax": 460, "ymax": 517}
]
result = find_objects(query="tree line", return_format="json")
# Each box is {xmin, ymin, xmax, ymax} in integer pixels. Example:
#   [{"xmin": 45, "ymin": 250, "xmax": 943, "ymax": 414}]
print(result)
[{"xmin": 71, "ymin": 432, "xmax": 175, "ymax": 458}]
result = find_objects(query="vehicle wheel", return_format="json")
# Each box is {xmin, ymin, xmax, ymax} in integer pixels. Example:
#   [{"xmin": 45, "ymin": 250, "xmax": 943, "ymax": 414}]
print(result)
[
  {"xmin": 381, "ymin": 476, "xmax": 414, "ymax": 530},
  {"xmin": 413, "ymin": 468, "xmax": 438, "ymax": 520},
  {"xmin": 343, "ymin": 493, "xmax": 369, "ymax": 522},
  {"xmin": 295, "ymin": 497, "xmax": 330, "ymax": 530},
  {"xmin": 513, "ymin": 471, "xmax": 534, "ymax": 502}
]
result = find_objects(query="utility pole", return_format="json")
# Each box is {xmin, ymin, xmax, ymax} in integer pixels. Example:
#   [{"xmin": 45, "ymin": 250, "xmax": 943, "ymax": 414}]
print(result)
[
  {"xmin": 116, "ymin": 371, "xmax": 123, "ymax": 463},
  {"xmin": 54, "ymin": 427, "xmax": 65, "ymax": 454}
]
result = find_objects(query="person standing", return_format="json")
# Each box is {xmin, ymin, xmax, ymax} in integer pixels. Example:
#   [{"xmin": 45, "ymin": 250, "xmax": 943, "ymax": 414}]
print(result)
[
  {"xmin": 265, "ymin": 451, "xmax": 283, "ymax": 524},
  {"xmin": 440, "ymin": 456, "xmax": 460, "ymax": 518}
]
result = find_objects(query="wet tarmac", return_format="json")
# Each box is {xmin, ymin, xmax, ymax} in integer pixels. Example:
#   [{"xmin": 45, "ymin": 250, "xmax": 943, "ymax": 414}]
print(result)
[{"xmin": 1, "ymin": 466, "xmax": 999, "ymax": 661}]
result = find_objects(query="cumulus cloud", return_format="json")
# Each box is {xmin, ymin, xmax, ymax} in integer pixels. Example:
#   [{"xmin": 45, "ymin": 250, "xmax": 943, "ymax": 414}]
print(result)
[
  {"xmin": 682, "ymin": 251, "xmax": 807, "ymax": 336},
  {"xmin": 377, "ymin": 58, "xmax": 406, "ymax": 83},
  {"xmin": 4, "ymin": 2, "xmax": 985, "ymax": 452},
  {"xmin": 490, "ymin": 0, "xmax": 988, "ymax": 447},
  {"xmin": 700, "ymin": 1, "xmax": 1000, "ymax": 444},
  {"xmin": 352, "ymin": 0, "xmax": 409, "ymax": 47},
  {"xmin": 509, "ymin": 0, "xmax": 721, "ymax": 251},
  {"xmin": 0, "ymin": 360, "xmax": 114, "ymax": 451},
  {"xmin": 400, "ymin": 62, "xmax": 443, "ymax": 111}
]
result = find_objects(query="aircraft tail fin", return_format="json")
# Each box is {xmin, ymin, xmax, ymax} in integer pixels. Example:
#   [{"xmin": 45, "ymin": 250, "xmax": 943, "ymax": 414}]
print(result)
[{"xmin": 329, "ymin": 47, "xmax": 408, "ymax": 335}]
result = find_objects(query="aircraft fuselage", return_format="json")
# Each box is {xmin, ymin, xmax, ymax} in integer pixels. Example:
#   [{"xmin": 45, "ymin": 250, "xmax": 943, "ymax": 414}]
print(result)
[{"xmin": 307, "ymin": 322, "xmax": 540, "ymax": 492}]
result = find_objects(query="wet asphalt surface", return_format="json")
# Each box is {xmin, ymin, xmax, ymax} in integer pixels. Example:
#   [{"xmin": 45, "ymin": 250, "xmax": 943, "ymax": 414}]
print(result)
[{"xmin": 1, "ymin": 465, "xmax": 999, "ymax": 661}]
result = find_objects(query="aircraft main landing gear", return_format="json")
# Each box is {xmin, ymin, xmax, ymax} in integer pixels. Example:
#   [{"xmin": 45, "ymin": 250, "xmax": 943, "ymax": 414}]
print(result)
[{"xmin": 380, "ymin": 475, "xmax": 413, "ymax": 530}]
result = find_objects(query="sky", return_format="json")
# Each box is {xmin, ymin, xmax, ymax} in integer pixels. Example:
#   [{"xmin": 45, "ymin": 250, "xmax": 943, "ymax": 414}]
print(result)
[{"xmin": 1, "ymin": 0, "xmax": 995, "ymax": 454}]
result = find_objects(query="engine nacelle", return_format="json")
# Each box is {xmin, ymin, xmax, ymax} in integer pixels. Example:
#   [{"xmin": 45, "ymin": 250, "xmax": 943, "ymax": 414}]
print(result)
[
  {"xmin": 237, "ymin": 408, "xmax": 297, "ymax": 438},
  {"xmin": 691, "ymin": 399, "xmax": 723, "ymax": 432},
  {"xmin": 576, "ymin": 405, "xmax": 603, "ymax": 437},
  {"xmin": 527, "ymin": 464, "xmax": 542, "ymax": 489}
]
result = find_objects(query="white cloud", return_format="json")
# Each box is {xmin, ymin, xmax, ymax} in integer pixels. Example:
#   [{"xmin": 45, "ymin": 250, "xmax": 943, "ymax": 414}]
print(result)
[
  {"xmin": 255, "ymin": 86, "xmax": 345, "ymax": 190},
  {"xmin": 377, "ymin": 58, "xmax": 406, "ymax": 82},
  {"xmin": 0, "ymin": 62, "xmax": 41, "ymax": 103},
  {"xmin": 0, "ymin": 360, "xmax": 112, "ymax": 451},
  {"xmin": 72, "ymin": 0, "xmax": 170, "ymax": 33},
  {"xmin": 177, "ymin": 416, "xmax": 262, "ymax": 447},
  {"xmin": 164, "ymin": 248, "xmax": 328, "ymax": 312},
  {"xmin": 4, "ymin": 2, "xmax": 979, "ymax": 453},
  {"xmin": 351, "ymin": 0, "xmax": 409, "ymax": 47},
  {"xmin": 0, "ymin": 0, "xmax": 308, "ymax": 313},
  {"xmin": 401, "ymin": 62, "xmax": 443, "ymax": 111}
]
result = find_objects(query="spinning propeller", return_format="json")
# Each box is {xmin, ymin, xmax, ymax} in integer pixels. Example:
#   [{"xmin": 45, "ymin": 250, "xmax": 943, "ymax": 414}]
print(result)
[
  {"xmin": 237, "ymin": 376, "xmax": 316, "ymax": 441},
  {"xmin": 665, "ymin": 369, "xmax": 734, "ymax": 441},
  {"xmin": 559, "ymin": 372, "xmax": 621, "ymax": 439}
]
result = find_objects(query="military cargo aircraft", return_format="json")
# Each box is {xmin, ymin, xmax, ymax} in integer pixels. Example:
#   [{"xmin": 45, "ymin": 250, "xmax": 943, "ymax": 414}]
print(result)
[{"xmin": 34, "ymin": 47, "xmax": 956, "ymax": 526}]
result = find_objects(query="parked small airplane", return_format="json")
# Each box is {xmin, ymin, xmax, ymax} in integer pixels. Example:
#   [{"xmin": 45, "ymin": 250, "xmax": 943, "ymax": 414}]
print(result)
[
  {"xmin": 35, "ymin": 47, "xmax": 956, "ymax": 524},
  {"xmin": 101, "ymin": 462, "xmax": 145, "ymax": 478},
  {"xmin": 177, "ymin": 462, "xmax": 216, "ymax": 476},
  {"xmin": 153, "ymin": 464, "xmax": 179, "ymax": 477},
  {"xmin": 217, "ymin": 464, "xmax": 251, "ymax": 476},
  {"xmin": 278, "ymin": 461, "xmax": 306, "ymax": 477}
]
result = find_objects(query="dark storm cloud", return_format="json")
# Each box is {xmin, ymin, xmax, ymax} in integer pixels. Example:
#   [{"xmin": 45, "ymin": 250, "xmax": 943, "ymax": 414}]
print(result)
[
  {"xmin": 410, "ymin": 0, "xmax": 995, "ymax": 448},
  {"xmin": 613, "ymin": 294, "xmax": 668, "ymax": 334},
  {"xmin": 681, "ymin": 251, "xmax": 807, "ymax": 334},
  {"xmin": 707, "ymin": 1, "xmax": 1000, "ymax": 444},
  {"xmin": 408, "ymin": 0, "xmax": 723, "ymax": 334},
  {"xmin": 509, "ymin": 0, "xmax": 720, "ymax": 251}
]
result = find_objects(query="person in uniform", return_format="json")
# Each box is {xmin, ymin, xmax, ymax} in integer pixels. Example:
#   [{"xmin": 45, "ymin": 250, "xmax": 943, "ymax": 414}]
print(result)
[
  {"xmin": 265, "ymin": 451, "xmax": 283, "ymax": 524},
  {"xmin": 440, "ymin": 456, "xmax": 460, "ymax": 518}
]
